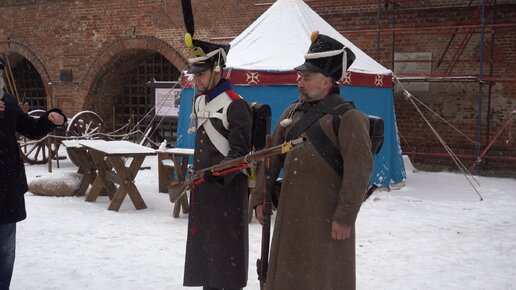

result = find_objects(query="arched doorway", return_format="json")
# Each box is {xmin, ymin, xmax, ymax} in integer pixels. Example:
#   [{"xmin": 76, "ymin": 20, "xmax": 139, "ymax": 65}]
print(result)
[
  {"xmin": 88, "ymin": 51, "xmax": 181, "ymax": 146},
  {"xmin": 5, "ymin": 55, "xmax": 47, "ymax": 111}
]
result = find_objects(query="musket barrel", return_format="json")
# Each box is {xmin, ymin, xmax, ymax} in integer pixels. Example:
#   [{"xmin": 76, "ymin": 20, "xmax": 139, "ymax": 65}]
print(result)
[{"xmin": 168, "ymin": 137, "xmax": 306, "ymax": 203}]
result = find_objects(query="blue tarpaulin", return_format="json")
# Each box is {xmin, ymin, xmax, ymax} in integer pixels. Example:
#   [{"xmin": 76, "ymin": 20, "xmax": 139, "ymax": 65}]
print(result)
[
  {"xmin": 174, "ymin": 0, "xmax": 406, "ymax": 188},
  {"xmin": 176, "ymin": 85, "xmax": 406, "ymax": 188}
]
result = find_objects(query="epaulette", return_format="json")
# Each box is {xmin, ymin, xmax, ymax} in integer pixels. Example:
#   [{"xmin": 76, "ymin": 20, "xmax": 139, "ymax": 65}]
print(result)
[{"xmin": 225, "ymin": 89, "xmax": 241, "ymax": 101}]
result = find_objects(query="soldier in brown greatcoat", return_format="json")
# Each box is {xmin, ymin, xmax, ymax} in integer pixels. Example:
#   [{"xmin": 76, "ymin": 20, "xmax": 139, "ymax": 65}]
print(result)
[
  {"xmin": 253, "ymin": 32, "xmax": 373, "ymax": 290},
  {"xmin": 182, "ymin": 34, "xmax": 252, "ymax": 290}
]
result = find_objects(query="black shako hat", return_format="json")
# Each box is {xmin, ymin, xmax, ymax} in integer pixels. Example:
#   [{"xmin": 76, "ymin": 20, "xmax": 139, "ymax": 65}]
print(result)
[
  {"xmin": 294, "ymin": 31, "xmax": 356, "ymax": 83},
  {"xmin": 185, "ymin": 33, "xmax": 230, "ymax": 74}
]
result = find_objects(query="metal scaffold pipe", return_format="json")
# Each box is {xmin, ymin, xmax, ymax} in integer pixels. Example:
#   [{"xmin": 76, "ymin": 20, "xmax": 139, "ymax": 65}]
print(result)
[{"xmin": 475, "ymin": 0, "xmax": 487, "ymax": 172}]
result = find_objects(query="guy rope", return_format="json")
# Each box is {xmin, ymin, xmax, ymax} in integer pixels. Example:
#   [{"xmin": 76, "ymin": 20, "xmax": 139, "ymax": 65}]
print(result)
[{"xmin": 393, "ymin": 74, "xmax": 484, "ymax": 201}]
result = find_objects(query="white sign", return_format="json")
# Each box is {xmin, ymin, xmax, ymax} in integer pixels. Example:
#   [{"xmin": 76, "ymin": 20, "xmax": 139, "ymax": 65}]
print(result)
[
  {"xmin": 155, "ymin": 88, "xmax": 181, "ymax": 117},
  {"xmin": 394, "ymin": 52, "xmax": 432, "ymax": 92}
]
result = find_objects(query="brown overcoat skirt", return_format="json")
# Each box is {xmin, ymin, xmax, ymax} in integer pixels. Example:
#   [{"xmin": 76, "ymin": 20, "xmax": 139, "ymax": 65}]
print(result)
[{"xmin": 253, "ymin": 94, "xmax": 373, "ymax": 290}]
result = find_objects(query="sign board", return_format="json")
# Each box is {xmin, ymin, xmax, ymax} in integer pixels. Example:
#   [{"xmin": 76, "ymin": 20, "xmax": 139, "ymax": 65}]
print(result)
[
  {"xmin": 394, "ymin": 52, "xmax": 432, "ymax": 92},
  {"xmin": 155, "ymin": 88, "xmax": 181, "ymax": 117}
]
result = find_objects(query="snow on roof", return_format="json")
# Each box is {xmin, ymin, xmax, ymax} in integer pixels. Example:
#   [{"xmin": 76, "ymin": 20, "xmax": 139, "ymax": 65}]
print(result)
[{"xmin": 226, "ymin": 0, "xmax": 391, "ymax": 75}]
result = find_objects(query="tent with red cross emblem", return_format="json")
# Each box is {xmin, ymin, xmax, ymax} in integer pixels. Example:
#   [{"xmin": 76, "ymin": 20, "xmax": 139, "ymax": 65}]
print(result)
[{"xmin": 177, "ymin": 0, "xmax": 406, "ymax": 188}]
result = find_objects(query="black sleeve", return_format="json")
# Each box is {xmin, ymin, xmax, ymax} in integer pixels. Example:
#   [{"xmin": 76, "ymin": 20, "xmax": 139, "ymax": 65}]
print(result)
[
  {"xmin": 225, "ymin": 99, "xmax": 253, "ymax": 159},
  {"xmin": 15, "ymin": 103, "xmax": 67, "ymax": 140},
  {"xmin": 221, "ymin": 99, "xmax": 253, "ymax": 185}
]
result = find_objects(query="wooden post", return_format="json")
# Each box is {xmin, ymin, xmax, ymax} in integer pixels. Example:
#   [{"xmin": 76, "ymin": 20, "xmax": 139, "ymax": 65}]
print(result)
[{"xmin": 47, "ymin": 137, "xmax": 53, "ymax": 173}]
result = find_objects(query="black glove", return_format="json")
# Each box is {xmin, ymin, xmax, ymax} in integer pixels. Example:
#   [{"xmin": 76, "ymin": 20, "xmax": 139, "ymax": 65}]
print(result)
[
  {"xmin": 47, "ymin": 108, "xmax": 68, "ymax": 124},
  {"xmin": 203, "ymin": 170, "xmax": 224, "ymax": 185}
]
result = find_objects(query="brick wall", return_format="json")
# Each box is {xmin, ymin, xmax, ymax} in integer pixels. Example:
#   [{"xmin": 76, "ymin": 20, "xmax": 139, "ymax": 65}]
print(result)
[{"xmin": 0, "ymin": 0, "xmax": 514, "ymax": 170}]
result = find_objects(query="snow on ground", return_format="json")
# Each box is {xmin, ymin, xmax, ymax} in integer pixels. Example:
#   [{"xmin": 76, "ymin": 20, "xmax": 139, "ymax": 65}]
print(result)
[{"xmin": 11, "ymin": 149, "xmax": 516, "ymax": 290}]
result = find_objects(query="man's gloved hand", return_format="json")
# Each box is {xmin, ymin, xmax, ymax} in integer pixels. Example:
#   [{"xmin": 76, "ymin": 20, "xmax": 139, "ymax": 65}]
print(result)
[
  {"xmin": 47, "ymin": 108, "xmax": 68, "ymax": 126},
  {"xmin": 203, "ymin": 170, "xmax": 224, "ymax": 185}
]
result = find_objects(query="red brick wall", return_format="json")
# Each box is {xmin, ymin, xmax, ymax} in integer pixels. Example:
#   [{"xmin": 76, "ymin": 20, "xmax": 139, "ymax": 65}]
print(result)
[{"xmin": 0, "ymin": 0, "xmax": 514, "ymax": 170}]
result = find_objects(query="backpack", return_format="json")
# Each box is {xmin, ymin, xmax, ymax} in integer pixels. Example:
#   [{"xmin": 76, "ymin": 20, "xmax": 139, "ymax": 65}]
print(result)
[
  {"xmin": 367, "ymin": 115, "xmax": 384, "ymax": 155},
  {"xmin": 285, "ymin": 99, "xmax": 384, "ymax": 157},
  {"xmin": 331, "ymin": 102, "xmax": 384, "ymax": 155},
  {"xmin": 249, "ymin": 102, "xmax": 272, "ymax": 151}
]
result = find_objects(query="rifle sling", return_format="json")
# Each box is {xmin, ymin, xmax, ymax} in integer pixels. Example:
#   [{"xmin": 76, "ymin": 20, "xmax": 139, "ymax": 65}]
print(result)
[
  {"xmin": 306, "ymin": 122, "xmax": 344, "ymax": 176},
  {"xmin": 285, "ymin": 106, "xmax": 325, "ymax": 142},
  {"xmin": 286, "ymin": 96, "xmax": 355, "ymax": 176}
]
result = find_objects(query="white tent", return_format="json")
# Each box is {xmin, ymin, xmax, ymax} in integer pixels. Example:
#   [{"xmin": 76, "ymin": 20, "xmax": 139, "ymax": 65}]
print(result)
[
  {"xmin": 178, "ymin": 0, "xmax": 406, "ymax": 187},
  {"xmin": 226, "ymin": 0, "xmax": 391, "ymax": 75}
]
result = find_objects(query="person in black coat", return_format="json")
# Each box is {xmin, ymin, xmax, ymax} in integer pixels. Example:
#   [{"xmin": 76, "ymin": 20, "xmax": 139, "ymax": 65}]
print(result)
[
  {"xmin": 0, "ymin": 58, "xmax": 67, "ymax": 289},
  {"xmin": 182, "ymin": 35, "xmax": 252, "ymax": 290}
]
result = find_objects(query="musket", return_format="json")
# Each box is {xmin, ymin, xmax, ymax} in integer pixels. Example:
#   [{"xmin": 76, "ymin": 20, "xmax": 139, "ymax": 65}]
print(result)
[
  {"xmin": 168, "ymin": 137, "xmax": 306, "ymax": 203},
  {"xmin": 363, "ymin": 184, "xmax": 379, "ymax": 202},
  {"xmin": 256, "ymin": 135, "xmax": 273, "ymax": 290}
]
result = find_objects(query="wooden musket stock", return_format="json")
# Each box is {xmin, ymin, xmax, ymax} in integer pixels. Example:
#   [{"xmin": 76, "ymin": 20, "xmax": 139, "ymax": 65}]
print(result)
[
  {"xmin": 257, "ymin": 135, "xmax": 273, "ymax": 289},
  {"xmin": 168, "ymin": 137, "xmax": 306, "ymax": 203}
]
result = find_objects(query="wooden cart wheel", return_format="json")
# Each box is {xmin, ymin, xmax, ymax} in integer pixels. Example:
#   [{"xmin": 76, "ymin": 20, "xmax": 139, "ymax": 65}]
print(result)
[
  {"xmin": 66, "ymin": 110, "xmax": 104, "ymax": 139},
  {"xmin": 18, "ymin": 110, "xmax": 63, "ymax": 165},
  {"xmin": 65, "ymin": 111, "xmax": 104, "ymax": 167}
]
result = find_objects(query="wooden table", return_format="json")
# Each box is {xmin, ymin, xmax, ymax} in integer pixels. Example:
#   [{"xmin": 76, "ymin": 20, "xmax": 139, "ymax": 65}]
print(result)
[
  {"xmin": 62, "ymin": 140, "xmax": 102, "ymax": 197},
  {"xmin": 157, "ymin": 148, "xmax": 194, "ymax": 217},
  {"xmin": 79, "ymin": 140, "xmax": 156, "ymax": 211}
]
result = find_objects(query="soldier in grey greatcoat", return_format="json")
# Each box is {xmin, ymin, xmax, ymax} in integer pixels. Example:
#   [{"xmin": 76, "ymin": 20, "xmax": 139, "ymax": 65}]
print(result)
[
  {"xmin": 253, "ymin": 32, "xmax": 374, "ymax": 290},
  {"xmin": 182, "ymin": 34, "xmax": 252, "ymax": 290}
]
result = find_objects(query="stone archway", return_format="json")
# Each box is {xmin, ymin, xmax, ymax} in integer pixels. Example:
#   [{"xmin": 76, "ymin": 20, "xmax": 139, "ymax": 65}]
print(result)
[
  {"xmin": 0, "ymin": 40, "xmax": 53, "ymax": 108},
  {"xmin": 80, "ymin": 36, "xmax": 188, "ymax": 109},
  {"xmin": 81, "ymin": 36, "xmax": 187, "ymax": 145}
]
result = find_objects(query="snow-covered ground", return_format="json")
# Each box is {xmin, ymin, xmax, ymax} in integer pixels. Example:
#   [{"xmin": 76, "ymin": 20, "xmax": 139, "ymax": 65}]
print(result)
[{"xmin": 11, "ymin": 150, "xmax": 516, "ymax": 290}]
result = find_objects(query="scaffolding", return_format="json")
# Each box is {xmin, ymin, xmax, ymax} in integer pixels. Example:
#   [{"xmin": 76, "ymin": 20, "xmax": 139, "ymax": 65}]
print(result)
[
  {"xmin": 331, "ymin": 0, "xmax": 514, "ymax": 170},
  {"xmin": 211, "ymin": 0, "xmax": 515, "ymax": 170}
]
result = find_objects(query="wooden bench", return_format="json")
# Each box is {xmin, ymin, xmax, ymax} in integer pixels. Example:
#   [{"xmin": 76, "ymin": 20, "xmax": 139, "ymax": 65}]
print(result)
[
  {"xmin": 158, "ymin": 154, "xmax": 175, "ymax": 193},
  {"xmin": 156, "ymin": 148, "xmax": 195, "ymax": 217}
]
